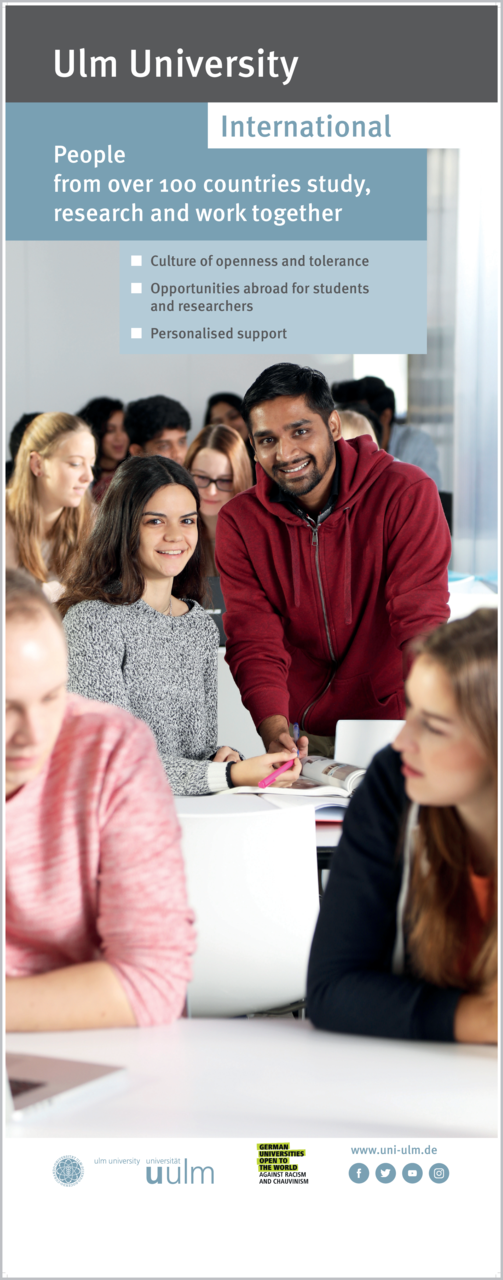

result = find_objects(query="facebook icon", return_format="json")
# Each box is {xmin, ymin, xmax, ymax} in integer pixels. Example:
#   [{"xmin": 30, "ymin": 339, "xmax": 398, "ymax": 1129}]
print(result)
[{"xmin": 349, "ymin": 1163, "xmax": 370, "ymax": 1183}]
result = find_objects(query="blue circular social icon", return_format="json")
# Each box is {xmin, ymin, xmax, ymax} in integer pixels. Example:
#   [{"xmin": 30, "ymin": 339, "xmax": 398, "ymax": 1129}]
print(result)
[
  {"xmin": 348, "ymin": 1163, "xmax": 369, "ymax": 1183},
  {"xmin": 375, "ymin": 1163, "xmax": 396, "ymax": 1183},
  {"xmin": 402, "ymin": 1163, "xmax": 423, "ymax": 1183},
  {"xmin": 429, "ymin": 1163, "xmax": 449, "ymax": 1183},
  {"xmin": 53, "ymin": 1155, "xmax": 84, "ymax": 1187}
]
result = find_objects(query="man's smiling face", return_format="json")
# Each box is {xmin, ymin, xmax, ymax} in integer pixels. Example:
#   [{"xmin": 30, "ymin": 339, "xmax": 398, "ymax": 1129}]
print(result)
[{"xmin": 249, "ymin": 394, "xmax": 340, "ymax": 503}]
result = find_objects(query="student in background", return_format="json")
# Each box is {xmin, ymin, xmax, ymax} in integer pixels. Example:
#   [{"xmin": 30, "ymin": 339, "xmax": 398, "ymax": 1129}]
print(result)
[
  {"xmin": 6, "ymin": 412, "xmax": 95, "ymax": 602},
  {"xmin": 308, "ymin": 610, "xmax": 497, "ymax": 1044},
  {"xmin": 5, "ymin": 570, "xmax": 195, "ymax": 1031},
  {"xmin": 59, "ymin": 456, "xmax": 301, "ymax": 795},
  {"xmin": 185, "ymin": 424, "xmax": 253, "ymax": 644},
  {"xmin": 125, "ymin": 395, "xmax": 190, "ymax": 465},
  {"xmin": 338, "ymin": 409, "xmax": 379, "ymax": 447},
  {"xmin": 6, "ymin": 412, "xmax": 42, "ymax": 483},
  {"xmin": 204, "ymin": 392, "xmax": 256, "ymax": 480},
  {"xmin": 216, "ymin": 363, "xmax": 450, "ymax": 762},
  {"xmin": 77, "ymin": 396, "xmax": 128, "ymax": 503},
  {"xmin": 332, "ymin": 376, "xmax": 441, "ymax": 487}
]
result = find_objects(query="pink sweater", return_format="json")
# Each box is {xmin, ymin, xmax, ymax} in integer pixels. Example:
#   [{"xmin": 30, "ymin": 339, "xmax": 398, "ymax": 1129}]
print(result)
[{"xmin": 6, "ymin": 694, "xmax": 196, "ymax": 1026}]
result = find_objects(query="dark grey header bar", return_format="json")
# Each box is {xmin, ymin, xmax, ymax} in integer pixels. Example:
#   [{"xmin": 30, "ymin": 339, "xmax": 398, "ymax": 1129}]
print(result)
[{"xmin": 6, "ymin": 5, "xmax": 498, "ymax": 103}]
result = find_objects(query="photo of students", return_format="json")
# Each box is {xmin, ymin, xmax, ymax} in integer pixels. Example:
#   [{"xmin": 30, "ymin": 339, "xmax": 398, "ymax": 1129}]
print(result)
[
  {"xmin": 307, "ymin": 609, "xmax": 497, "ymax": 1044},
  {"xmin": 59, "ymin": 455, "xmax": 302, "ymax": 795},
  {"xmin": 5, "ymin": 412, "xmax": 96, "ymax": 603},
  {"xmin": 5, "ymin": 569, "xmax": 195, "ymax": 1031},
  {"xmin": 77, "ymin": 396, "xmax": 128, "ymax": 504},
  {"xmin": 216, "ymin": 362, "xmax": 451, "ymax": 761},
  {"xmin": 185, "ymin": 423, "xmax": 253, "ymax": 643},
  {"xmin": 204, "ymin": 391, "xmax": 256, "ymax": 481}
]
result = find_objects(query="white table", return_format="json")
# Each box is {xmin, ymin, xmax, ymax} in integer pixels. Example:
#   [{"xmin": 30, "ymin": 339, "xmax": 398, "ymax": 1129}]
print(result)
[
  {"xmin": 6, "ymin": 1019, "xmax": 496, "ymax": 1140},
  {"xmin": 174, "ymin": 795, "xmax": 319, "ymax": 1015}
]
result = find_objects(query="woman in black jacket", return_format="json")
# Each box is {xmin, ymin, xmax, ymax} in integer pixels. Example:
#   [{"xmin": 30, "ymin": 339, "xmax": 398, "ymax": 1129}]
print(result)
[{"xmin": 307, "ymin": 608, "xmax": 497, "ymax": 1044}]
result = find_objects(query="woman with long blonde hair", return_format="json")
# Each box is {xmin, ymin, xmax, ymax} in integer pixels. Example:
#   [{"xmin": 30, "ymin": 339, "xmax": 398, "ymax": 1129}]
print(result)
[
  {"xmin": 6, "ymin": 412, "xmax": 95, "ymax": 599},
  {"xmin": 308, "ymin": 608, "xmax": 497, "ymax": 1043},
  {"xmin": 185, "ymin": 422, "xmax": 253, "ymax": 643}
]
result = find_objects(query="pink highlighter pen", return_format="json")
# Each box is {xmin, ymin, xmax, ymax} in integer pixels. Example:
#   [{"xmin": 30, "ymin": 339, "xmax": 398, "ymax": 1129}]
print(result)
[
  {"xmin": 258, "ymin": 758, "xmax": 297, "ymax": 789},
  {"xmin": 258, "ymin": 724, "xmax": 301, "ymax": 790}
]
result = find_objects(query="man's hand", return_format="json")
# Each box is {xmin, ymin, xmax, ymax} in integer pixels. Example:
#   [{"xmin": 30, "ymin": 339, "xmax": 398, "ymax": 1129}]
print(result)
[
  {"xmin": 213, "ymin": 746, "xmax": 241, "ymax": 763},
  {"xmin": 259, "ymin": 715, "xmax": 309, "ymax": 759}
]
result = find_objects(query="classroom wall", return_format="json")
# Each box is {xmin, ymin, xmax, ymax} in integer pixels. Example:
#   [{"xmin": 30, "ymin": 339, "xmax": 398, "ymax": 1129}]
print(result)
[{"xmin": 5, "ymin": 241, "xmax": 352, "ymax": 450}]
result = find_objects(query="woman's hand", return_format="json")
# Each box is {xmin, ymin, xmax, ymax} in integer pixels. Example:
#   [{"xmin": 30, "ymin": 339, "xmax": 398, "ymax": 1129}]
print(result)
[
  {"xmin": 454, "ymin": 981, "xmax": 498, "ymax": 1044},
  {"xmin": 213, "ymin": 746, "xmax": 241, "ymax": 763},
  {"xmin": 230, "ymin": 750, "xmax": 302, "ymax": 789}
]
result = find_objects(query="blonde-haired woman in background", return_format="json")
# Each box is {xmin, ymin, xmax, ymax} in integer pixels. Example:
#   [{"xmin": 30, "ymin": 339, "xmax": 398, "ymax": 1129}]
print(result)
[
  {"xmin": 6, "ymin": 413, "xmax": 95, "ymax": 601},
  {"xmin": 185, "ymin": 423, "xmax": 253, "ymax": 643},
  {"xmin": 308, "ymin": 608, "xmax": 497, "ymax": 1043}
]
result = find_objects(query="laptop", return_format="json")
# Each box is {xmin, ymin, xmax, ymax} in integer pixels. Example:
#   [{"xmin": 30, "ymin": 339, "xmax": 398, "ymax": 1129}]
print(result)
[{"xmin": 6, "ymin": 1053, "xmax": 126, "ymax": 1121}]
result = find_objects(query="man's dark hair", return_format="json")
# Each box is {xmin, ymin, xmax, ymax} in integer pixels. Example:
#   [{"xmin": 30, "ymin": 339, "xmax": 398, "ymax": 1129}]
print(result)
[
  {"xmin": 204, "ymin": 392, "xmax": 243, "ymax": 425},
  {"xmin": 242, "ymin": 364, "xmax": 334, "ymax": 433},
  {"xmin": 124, "ymin": 395, "xmax": 191, "ymax": 447},
  {"xmin": 332, "ymin": 375, "xmax": 395, "ymax": 423}
]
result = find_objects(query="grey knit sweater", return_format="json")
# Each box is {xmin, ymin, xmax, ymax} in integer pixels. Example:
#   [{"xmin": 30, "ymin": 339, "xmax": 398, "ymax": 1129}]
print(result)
[{"xmin": 63, "ymin": 597, "xmax": 233, "ymax": 796}]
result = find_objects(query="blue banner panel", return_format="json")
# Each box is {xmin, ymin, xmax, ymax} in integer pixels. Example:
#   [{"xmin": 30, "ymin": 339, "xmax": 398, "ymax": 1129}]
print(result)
[
  {"xmin": 7, "ymin": 103, "xmax": 426, "ymax": 242},
  {"xmin": 120, "ymin": 239, "xmax": 426, "ymax": 353}
]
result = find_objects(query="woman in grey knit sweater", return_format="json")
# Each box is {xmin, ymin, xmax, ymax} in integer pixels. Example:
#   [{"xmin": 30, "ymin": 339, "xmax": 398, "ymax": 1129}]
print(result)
[{"xmin": 59, "ymin": 456, "xmax": 301, "ymax": 796}]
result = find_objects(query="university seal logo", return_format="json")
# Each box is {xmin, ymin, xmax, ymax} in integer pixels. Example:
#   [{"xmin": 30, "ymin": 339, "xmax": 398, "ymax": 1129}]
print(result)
[{"xmin": 53, "ymin": 1155, "xmax": 84, "ymax": 1187}]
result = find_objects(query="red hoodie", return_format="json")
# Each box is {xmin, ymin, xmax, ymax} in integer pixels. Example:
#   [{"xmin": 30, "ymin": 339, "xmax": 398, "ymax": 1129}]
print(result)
[{"xmin": 215, "ymin": 436, "xmax": 451, "ymax": 736}]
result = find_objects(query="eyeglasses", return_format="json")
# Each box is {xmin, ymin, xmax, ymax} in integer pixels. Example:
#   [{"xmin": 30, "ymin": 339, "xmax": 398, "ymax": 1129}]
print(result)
[{"xmin": 192, "ymin": 473, "xmax": 234, "ymax": 492}]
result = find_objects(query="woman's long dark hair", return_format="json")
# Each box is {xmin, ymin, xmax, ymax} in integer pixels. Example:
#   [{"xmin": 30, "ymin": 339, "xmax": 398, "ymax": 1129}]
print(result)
[
  {"xmin": 77, "ymin": 396, "xmax": 124, "ymax": 482},
  {"xmin": 58, "ymin": 455, "xmax": 204, "ymax": 615},
  {"xmin": 204, "ymin": 392, "xmax": 243, "ymax": 425}
]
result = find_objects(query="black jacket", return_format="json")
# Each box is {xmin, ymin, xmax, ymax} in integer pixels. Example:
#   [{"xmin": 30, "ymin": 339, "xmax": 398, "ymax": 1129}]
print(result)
[{"xmin": 307, "ymin": 746, "xmax": 462, "ymax": 1040}]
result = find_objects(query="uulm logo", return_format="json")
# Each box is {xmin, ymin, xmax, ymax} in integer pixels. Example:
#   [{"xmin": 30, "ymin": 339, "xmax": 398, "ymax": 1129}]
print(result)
[{"xmin": 53, "ymin": 1155, "xmax": 84, "ymax": 1187}]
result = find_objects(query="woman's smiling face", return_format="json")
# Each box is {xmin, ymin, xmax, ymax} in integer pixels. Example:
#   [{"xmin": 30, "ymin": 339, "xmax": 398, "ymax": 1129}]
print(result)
[
  {"xmin": 392, "ymin": 655, "xmax": 493, "ymax": 808},
  {"xmin": 137, "ymin": 485, "xmax": 198, "ymax": 581}
]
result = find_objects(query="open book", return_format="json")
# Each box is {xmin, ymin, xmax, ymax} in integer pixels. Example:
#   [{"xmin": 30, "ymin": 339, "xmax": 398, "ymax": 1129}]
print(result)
[{"xmin": 300, "ymin": 756, "xmax": 366, "ymax": 795}]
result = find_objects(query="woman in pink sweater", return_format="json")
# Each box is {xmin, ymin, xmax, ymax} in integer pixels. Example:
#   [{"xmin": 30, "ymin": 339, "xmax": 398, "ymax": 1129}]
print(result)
[{"xmin": 5, "ymin": 569, "xmax": 195, "ymax": 1030}]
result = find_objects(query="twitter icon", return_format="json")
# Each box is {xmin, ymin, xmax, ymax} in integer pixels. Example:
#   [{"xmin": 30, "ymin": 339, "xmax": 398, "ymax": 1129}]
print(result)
[{"xmin": 376, "ymin": 1163, "xmax": 396, "ymax": 1183}]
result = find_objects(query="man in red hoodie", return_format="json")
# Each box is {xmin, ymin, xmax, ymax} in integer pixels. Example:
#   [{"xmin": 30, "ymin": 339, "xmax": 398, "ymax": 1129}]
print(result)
[{"xmin": 215, "ymin": 363, "xmax": 451, "ymax": 759}]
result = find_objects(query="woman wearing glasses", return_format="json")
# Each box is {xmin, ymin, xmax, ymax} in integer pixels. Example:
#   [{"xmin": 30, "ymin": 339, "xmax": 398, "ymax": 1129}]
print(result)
[
  {"xmin": 185, "ymin": 424, "xmax": 253, "ymax": 644},
  {"xmin": 59, "ymin": 455, "xmax": 300, "ymax": 796}
]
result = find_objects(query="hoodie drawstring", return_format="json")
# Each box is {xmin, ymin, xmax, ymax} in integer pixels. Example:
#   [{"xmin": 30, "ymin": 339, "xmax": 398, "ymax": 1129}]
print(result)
[
  {"xmin": 343, "ymin": 507, "xmax": 353, "ymax": 626},
  {"xmin": 292, "ymin": 525, "xmax": 301, "ymax": 609}
]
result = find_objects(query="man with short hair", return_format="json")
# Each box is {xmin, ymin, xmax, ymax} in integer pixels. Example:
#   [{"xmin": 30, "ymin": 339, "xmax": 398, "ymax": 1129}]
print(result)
[
  {"xmin": 5, "ymin": 569, "xmax": 195, "ymax": 1031},
  {"xmin": 216, "ymin": 363, "xmax": 450, "ymax": 760},
  {"xmin": 124, "ymin": 394, "xmax": 190, "ymax": 464}
]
